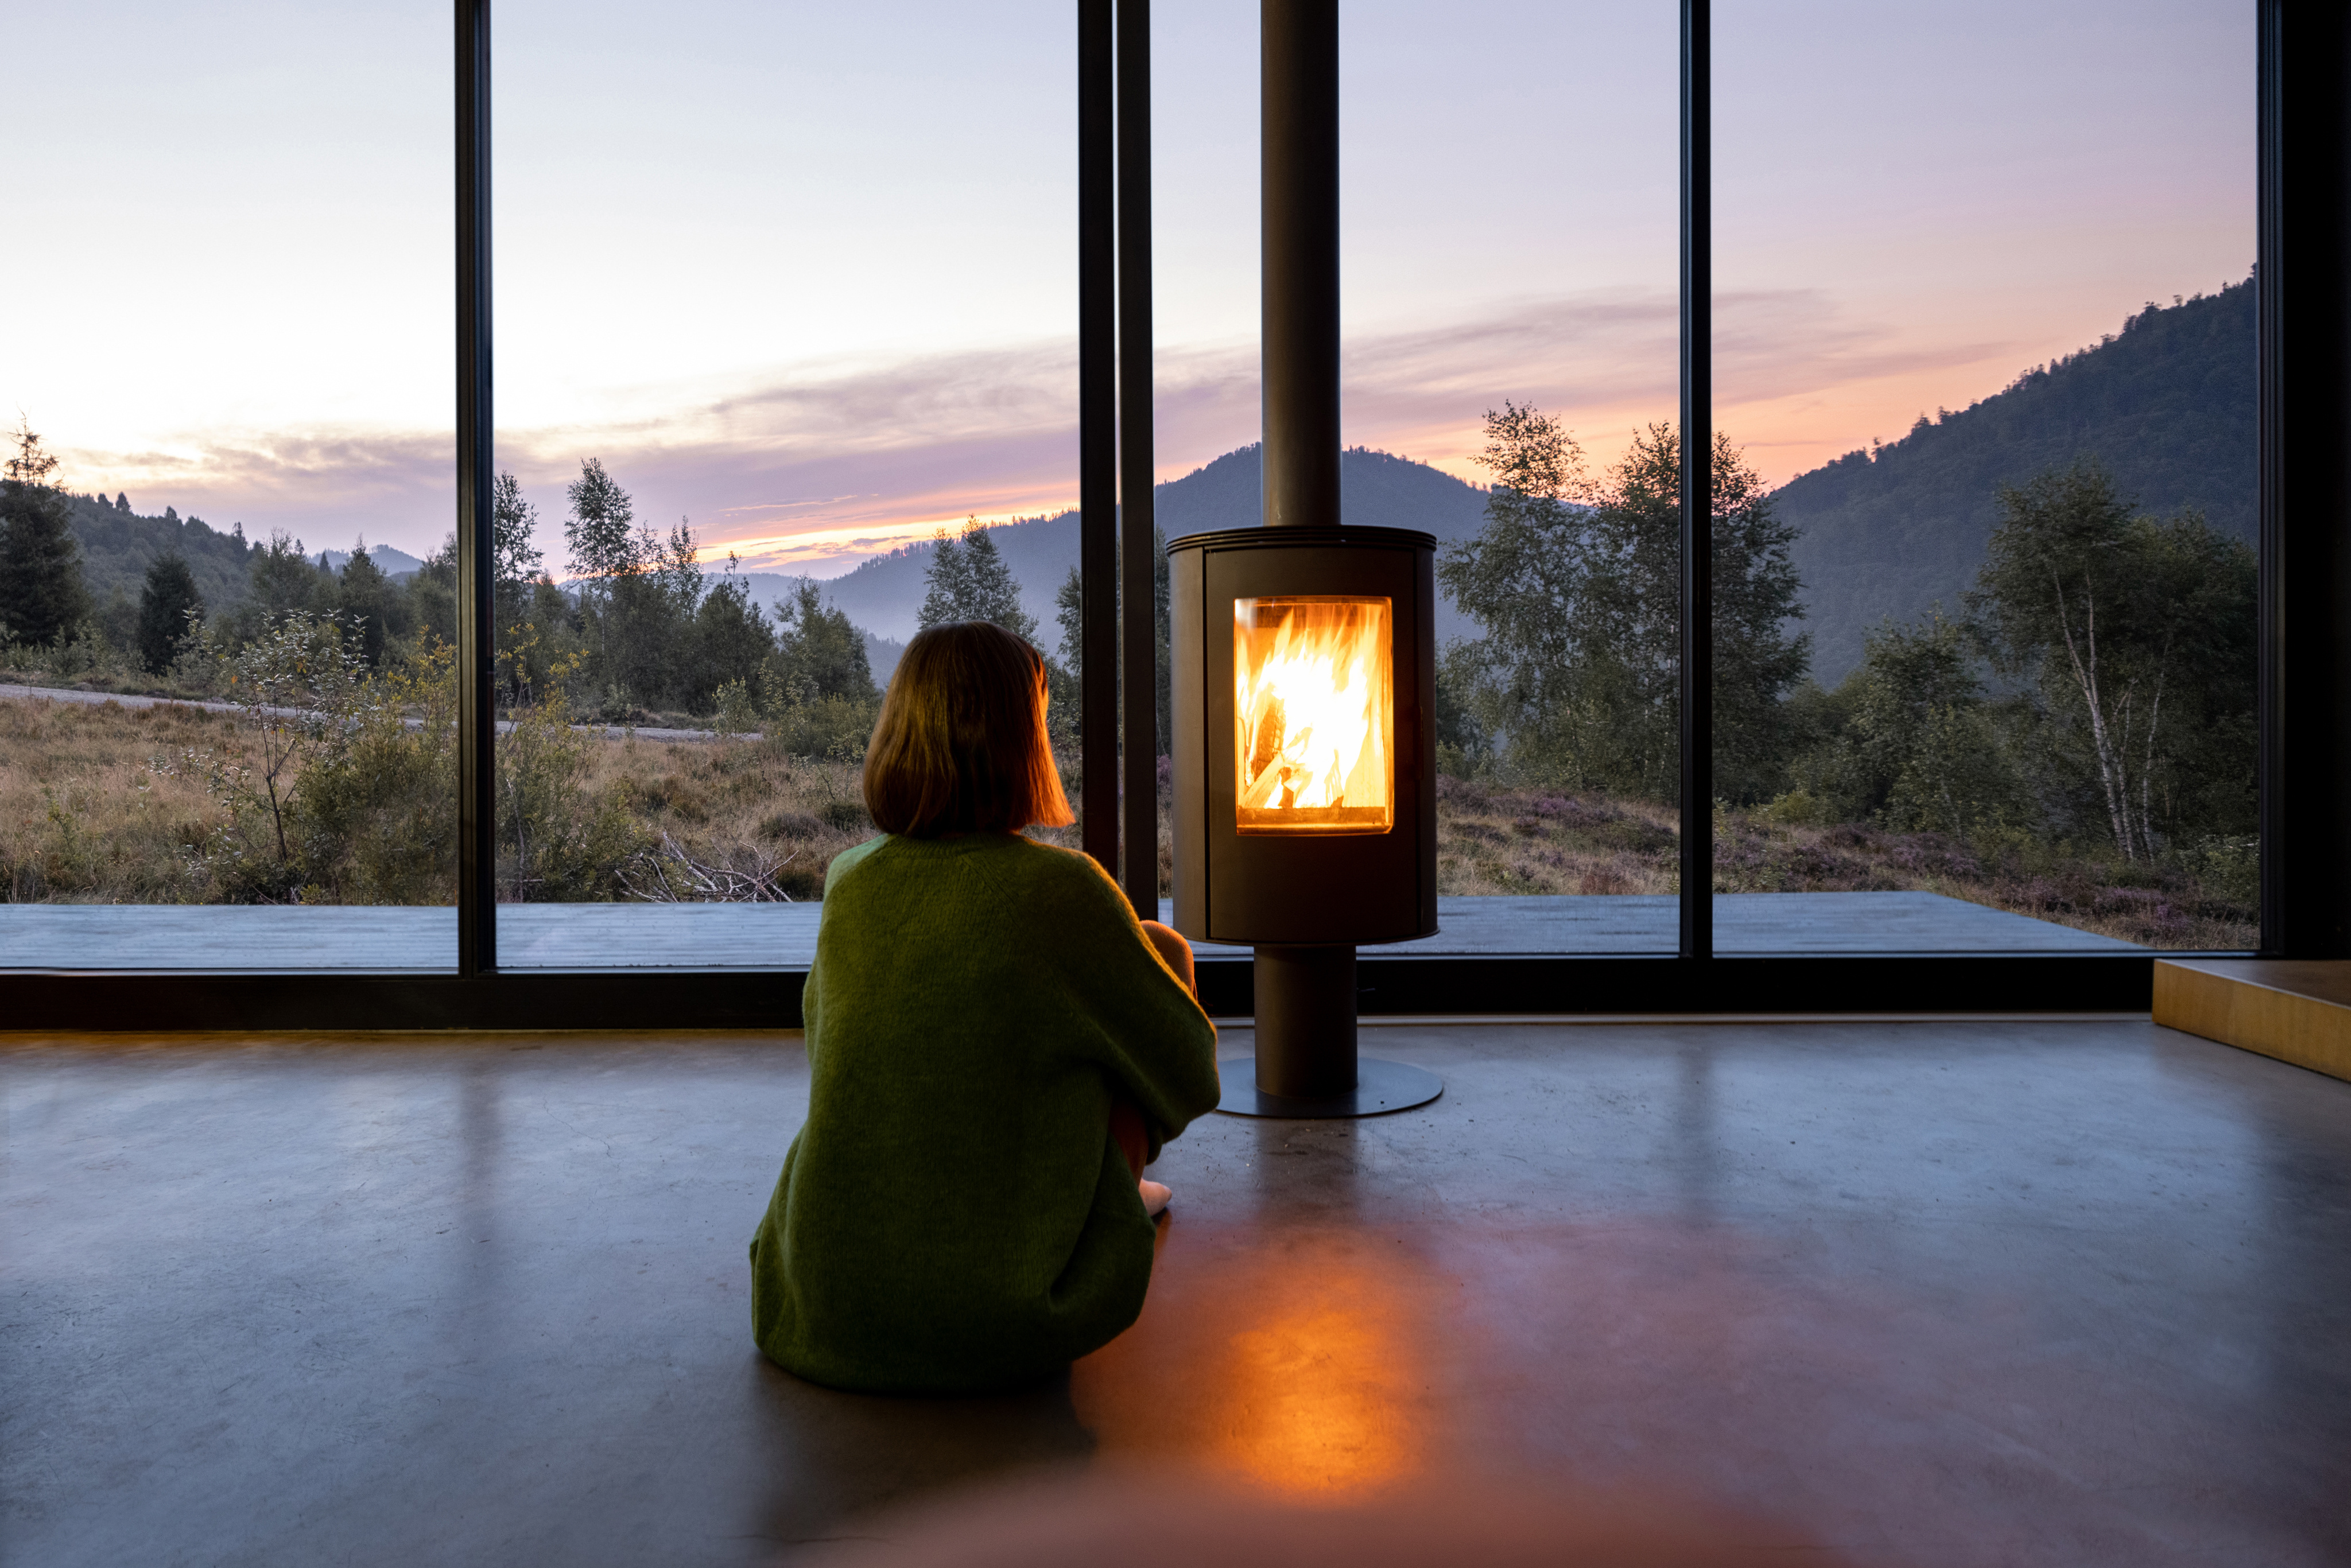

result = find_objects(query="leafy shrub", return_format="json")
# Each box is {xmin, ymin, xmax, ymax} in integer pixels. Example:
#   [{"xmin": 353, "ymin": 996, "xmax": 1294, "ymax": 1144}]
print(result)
[
  {"xmin": 498, "ymin": 684, "xmax": 647, "ymax": 901},
  {"xmin": 761, "ymin": 690, "xmax": 879, "ymax": 763}
]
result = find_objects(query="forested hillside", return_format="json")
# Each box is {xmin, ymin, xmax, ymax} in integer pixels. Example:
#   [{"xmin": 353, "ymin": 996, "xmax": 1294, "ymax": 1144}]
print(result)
[
  {"xmin": 63, "ymin": 496, "xmax": 432, "ymax": 627},
  {"xmin": 63, "ymin": 493, "xmax": 261, "ymax": 614},
  {"xmin": 805, "ymin": 444, "xmax": 1489, "ymax": 643},
  {"xmin": 1776, "ymin": 275, "xmax": 2255, "ymax": 683}
]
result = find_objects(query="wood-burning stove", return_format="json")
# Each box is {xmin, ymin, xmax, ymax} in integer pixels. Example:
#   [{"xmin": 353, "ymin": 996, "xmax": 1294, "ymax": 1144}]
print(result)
[{"xmin": 1166, "ymin": 0, "xmax": 1442, "ymax": 1117}]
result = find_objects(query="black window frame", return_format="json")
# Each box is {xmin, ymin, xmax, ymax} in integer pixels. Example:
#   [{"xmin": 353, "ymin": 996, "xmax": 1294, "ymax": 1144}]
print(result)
[{"xmin": 4, "ymin": 0, "xmax": 2341, "ymax": 1031}]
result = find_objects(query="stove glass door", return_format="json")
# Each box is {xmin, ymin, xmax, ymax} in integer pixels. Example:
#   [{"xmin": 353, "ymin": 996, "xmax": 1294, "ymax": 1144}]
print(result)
[{"xmin": 1232, "ymin": 595, "xmax": 1395, "ymax": 835}]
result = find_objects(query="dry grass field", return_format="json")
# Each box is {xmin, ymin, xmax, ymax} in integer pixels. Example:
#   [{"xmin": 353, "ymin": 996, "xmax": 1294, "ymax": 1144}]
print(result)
[
  {"xmin": 1432, "ymin": 775, "xmax": 2257, "ymax": 949},
  {"xmin": 2, "ymin": 690, "xmax": 2254, "ymax": 948},
  {"xmin": 2, "ymin": 696, "xmax": 235, "ymax": 903}
]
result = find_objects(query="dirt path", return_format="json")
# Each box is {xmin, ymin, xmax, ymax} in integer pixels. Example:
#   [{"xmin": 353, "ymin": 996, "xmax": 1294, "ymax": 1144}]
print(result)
[{"xmin": 0, "ymin": 681, "xmax": 742, "ymax": 743}]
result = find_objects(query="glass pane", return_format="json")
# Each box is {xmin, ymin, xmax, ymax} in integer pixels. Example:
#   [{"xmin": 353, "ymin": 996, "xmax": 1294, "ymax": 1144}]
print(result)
[
  {"xmin": 1, "ymin": 5, "xmax": 455, "ymax": 971},
  {"xmin": 491, "ymin": 2, "xmax": 1078, "ymax": 968},
  {"xmin": 1157, "ymin": 0, "xmax": 1683, "ymax": 957},
  {"xmin": 1234, "ymin": 596, "xmax": 1395, "ymax": 835},
  {"xmin": 1712, "ymin": 0, "xmax": 2256, "ymax": 954}
]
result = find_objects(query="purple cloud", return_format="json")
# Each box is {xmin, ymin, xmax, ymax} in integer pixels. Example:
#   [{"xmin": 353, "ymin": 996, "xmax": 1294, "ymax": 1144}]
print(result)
[{"xmin": 56, "ymin": 287, "xmax": 1983, "ymax": 568}]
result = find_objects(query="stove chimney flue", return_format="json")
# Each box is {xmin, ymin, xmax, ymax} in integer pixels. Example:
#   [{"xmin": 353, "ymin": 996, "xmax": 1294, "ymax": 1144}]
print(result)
[
  {"xmin": 1261, "ymin": 0, "xmax": 1342, "ymax": 535},
  {"xmin": 1256, "ymin": 0, "xmax": 1358, "ymax": 1107}
]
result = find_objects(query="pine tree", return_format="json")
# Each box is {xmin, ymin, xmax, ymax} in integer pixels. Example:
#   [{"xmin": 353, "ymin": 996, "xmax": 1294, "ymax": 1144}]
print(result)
[
  {"xmin": 917, "ymin": 518, "xmax": 1034, "ymax": 641},
  {"xmin": 960, "ymin": 523, "xmax": 1036, "ymax": 641},
  {"xmin": 335, "ymin": 545, "xmax": 395, "ymax": 667},
  {"xmin": 917, "ymin": 528, "xmax": 972, "ymax": 631},
  {"xmin": 0, "ymin": 420, "xmax": 94, "ymax": 646},
  {"xmin": 236, "ymin": 530, "xmax": 328, "ymax": 638},
  {"xmin": 1049, "ymin": 541, "xmax": 1167, "ymax": 748},
  {"xmin": 136, "ymin": 554, "xmax": 205, "ymax": 673},
  {"xmin": 1055, "ymin": 565, "xmax": 1083, "ymax": 673}
]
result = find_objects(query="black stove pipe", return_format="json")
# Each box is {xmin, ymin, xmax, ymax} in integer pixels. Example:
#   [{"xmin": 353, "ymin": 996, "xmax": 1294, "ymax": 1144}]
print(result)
[
  {"xmin": 1255, "ymin": 0, "xmax": 1357, "ymax": 1100},
  {"xmin": 1262, "ymin": 0, "xmax": 1341, "ymax": 535}
]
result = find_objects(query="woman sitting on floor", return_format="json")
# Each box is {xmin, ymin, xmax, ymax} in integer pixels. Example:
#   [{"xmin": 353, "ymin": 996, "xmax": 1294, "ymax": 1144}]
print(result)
[{"xmin": 748, "ymin": 620, "xmax": 1220, "ymax": 1394}]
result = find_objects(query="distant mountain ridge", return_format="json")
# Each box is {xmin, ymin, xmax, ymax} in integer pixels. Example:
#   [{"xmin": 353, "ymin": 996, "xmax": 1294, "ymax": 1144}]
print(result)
[
  {"xmin": 1773, "ymin": 275, "xmax": 2255, "ymax": 684},
  {"xmin": 789, "ymin": 444, "xmax": 1492, "ymax": 647},
  {"xmin": 320, "ymin": 545, "xmax": 425, "ymax": 579}
]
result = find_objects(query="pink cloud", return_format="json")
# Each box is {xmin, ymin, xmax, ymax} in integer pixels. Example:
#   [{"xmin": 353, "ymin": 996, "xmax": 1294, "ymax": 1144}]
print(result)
[{"xmin": 51, "ymin": 286, "xmax": 2073, "ymax": 569}]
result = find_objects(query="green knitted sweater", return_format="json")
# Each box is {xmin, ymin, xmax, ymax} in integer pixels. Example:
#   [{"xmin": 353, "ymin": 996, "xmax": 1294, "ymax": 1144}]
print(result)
[{"xmin": 748, "ymin": 832, "xmax": 1220, "ymax": 1393}]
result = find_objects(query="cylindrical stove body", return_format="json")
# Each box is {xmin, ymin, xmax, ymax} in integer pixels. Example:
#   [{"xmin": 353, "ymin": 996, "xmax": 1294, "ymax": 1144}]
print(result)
[
  {"xmin": 1167, "ymin": 526, "xmax": 1440, "ymax": 1099},
  {"xmin": 1167, "ymin": 526, "xmax": 1439, "ymax": 949}
]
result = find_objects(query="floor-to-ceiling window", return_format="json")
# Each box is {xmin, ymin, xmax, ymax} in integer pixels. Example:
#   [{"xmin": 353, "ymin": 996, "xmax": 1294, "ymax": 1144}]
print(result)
[
  {"xmin": 487, "ymin": 1, "xmax": 1082, "ymax": 970},
  {"xmin": 1710, "ymin": 0, "xmax": 2255, "ymax": 956},
  {"xmin": 1, "ymin": 2, "xmax": 457, "ymax": 972},
  {"xmin": 1151, "ymin": 1, "xmax": 1687, "ymax": 961}
]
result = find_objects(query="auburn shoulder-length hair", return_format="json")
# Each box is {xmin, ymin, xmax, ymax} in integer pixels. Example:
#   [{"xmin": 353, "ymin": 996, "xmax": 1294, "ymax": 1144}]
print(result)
[{"xmin": 863, "ymin": 620, "xmax": 1074, "ymax": 837}]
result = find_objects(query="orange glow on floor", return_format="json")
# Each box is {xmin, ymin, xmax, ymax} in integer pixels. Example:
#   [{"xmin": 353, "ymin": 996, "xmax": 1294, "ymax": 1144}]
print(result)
[{"xmin": 1073, "ymin": 1227, "xmax": 1442, "ymax": 1501}]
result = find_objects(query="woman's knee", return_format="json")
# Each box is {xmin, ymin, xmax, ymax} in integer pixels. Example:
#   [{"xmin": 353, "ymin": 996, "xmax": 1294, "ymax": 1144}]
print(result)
[{"xmin": 1139, "ymin": 920, "xmax": 1194, "ymax": 989}]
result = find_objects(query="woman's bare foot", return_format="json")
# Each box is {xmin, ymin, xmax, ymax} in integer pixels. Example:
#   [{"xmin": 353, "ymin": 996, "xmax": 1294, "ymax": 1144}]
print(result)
[{"xmin": 1139, "ymin": 1179, "xmax": 1172, "ymax": 1218}]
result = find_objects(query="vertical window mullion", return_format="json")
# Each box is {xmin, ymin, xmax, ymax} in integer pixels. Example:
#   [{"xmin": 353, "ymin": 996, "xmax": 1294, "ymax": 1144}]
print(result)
[
  {"xmin": 455, "ymin": 0, "xmax": 496, "ymax": 977},
  {"xmin": 1081, "ymin": 0, "xmax": 1119, "ymax": 878},
  {"xmin": 1679, "ymin": 0, "xmax": 1713, "ymax": 961}
]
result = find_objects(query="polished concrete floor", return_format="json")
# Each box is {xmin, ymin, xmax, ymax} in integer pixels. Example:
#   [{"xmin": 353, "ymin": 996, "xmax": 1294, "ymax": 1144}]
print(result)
[{"xmin": 4, "ymin": 1020, "xmax": 2347, "ymax": 1567}]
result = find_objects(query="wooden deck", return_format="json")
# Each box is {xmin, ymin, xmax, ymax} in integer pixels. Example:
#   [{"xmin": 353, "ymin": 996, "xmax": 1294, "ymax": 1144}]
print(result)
[{"xmin": 0, "ymin": 892, "xmax": 2140, "ymax": 972}]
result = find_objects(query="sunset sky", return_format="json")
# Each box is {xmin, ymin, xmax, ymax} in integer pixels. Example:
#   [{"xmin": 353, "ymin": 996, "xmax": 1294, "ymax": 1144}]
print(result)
[{"xmin": 11, "ymin": 1, "xmax": 2249, "ymax": 575}]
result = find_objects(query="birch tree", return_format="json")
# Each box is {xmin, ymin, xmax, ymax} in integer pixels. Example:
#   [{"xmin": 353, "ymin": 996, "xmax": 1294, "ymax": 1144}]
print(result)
[
  {"xmin": 1969, "ymin": 462, "xmax": 2251, "ymax": 860},
  {"xmin": 1440, "ymin": 407, "xmax": 1809, "ymax": 800}
]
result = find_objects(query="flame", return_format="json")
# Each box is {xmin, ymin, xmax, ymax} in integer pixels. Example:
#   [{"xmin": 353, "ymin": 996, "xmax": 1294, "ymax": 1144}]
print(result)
[{"xmin": 1235, "ymin": 597, "xmax": 1393, "ymax": 835}]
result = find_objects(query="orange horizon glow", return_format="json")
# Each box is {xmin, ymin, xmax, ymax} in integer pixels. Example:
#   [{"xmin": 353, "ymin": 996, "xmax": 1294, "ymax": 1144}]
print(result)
[{"xmin": 42, "ymin": 270, "xmax": 2250, "ymax": 575}]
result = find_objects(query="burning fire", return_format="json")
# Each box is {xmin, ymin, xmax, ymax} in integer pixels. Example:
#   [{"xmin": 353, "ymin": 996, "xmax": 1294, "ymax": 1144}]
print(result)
[{"xmin": 1234, "ymin": 596, "xmax": 1394, "ymax": 835}]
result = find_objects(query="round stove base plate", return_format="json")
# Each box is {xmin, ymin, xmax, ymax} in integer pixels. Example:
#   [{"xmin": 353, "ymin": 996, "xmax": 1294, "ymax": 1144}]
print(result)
[{"xmin": 1213, "ymin": 1056, "xmax": 1443, "ymax": 1119}]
